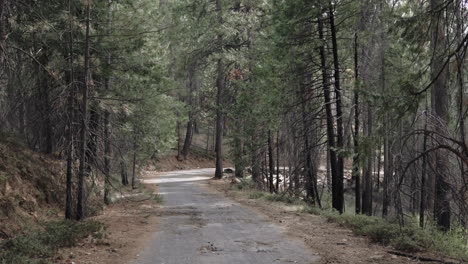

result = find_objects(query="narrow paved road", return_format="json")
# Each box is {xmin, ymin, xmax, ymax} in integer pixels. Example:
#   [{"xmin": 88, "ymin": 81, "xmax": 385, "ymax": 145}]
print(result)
[{"xmin": 132, "ymin": 169, "xmax": 320, "ymax": 264}]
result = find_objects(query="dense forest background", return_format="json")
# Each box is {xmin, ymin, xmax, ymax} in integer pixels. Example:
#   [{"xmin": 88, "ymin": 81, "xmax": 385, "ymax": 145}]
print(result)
[{"xmin": 0, "ymin": 0, "xmax": 466, "ymax": 241}]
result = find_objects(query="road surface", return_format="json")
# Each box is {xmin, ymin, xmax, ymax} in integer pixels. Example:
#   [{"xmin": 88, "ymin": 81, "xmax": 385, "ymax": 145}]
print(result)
[{"xmin": 132, "ymin": 168, "xmax": 320, "ymax": 264}]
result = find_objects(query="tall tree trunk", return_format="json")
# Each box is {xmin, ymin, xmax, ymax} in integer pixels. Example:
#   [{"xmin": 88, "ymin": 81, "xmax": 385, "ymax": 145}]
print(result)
[
  {"xmin": 318, "ymin": 13, "xmax": 339, "ymax": 208},
  {"xmin": 430, "ymin": 0, "xmax": 450, "ymax": 231},
  {"xmin": 103, "ymin": 0, "xmax": 112, "ymax": 206},
  {"xmin": 214, "ymin": 58, "xmax": 224, "ymax": 179},
  {"xmin": 181, "ymin": 64, "xmax": 197, "ymax": 159},
  {"xmin": 328, "ymin": 3, "xmax": 344, "ymax": 213},
  {"xmin": 420, "ymin": 109, "xmax": 428, "ymax": 228},
  {"xmin": 353, "ymin": 32, "xmax": 361, "ymax": 214},
  {"xmin": 65, "ymin": 0, "xmax": 74, "ymax": 220},
  {"xmin": 76, "ymin": 2, "xmax": 91, "ymax": 221},
  {"xmin": 214, "ymin": 0, "xmax": 224, "ymax": 179},
  {"xmin": 181, "ymin": 120, "xmax": 193, "ymax": 159},
  {"xmin": 131, "ymin": 136, "xmax": 137, "ymax": 189},
  {"xmin": 251, "ymin": 132, "xmax": 261, "ymax": 189},
  {"xmin": 300, "ymin": 82, "xmax": 320, "ymax": 205},
  {"xmin": 103, "ymin": 111, "xmax": 111, "ymax": 205},
  {"xmin": 268, "ymin": 130, "xmax": 275, "ymax": 193},
  {"xmin": 362, "ymin": 106, "xmax": 373, "ymax": 216},
  {"xmin": 276, "ymin": 131, "xmax": 280, "ymax": 192}
]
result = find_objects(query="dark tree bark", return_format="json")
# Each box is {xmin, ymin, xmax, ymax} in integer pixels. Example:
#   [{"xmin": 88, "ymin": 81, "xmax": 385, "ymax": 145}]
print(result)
[
  {"xmin": 214, "ymin": 58, "xmax": 224, "ymax": 179},
  {"xmin": 103, "ymin": 0, "xmax": 112, "ymax": 206},
  {"xmin": 268, "ymin": 130, "xmax": 275, "ymax": 193},
  {"xmin": 214, "ymin": 0, "xmax": 224, "ymax": 179},
  {"xmin": 430, "ymin": 0, "xmax": 450, "ymax": 231},
  {"xmin": 131, "ymin": 136, "xmax": 137, "ymax": 189},
  {"xmin": 318, "ymin": 13, "xmax": 338, "ymax": 206},
  {"xmin": 362, "ymin": 106, "xmax": 373, "ymax": 216},
  {"xmin": 420, "ymin": 111, "xmax": 428, "ymax": 228},
  {"xmin": 36, "ymin": 50, "xmax": 53, "ymax": 154},
  {"xmin": 251, "ymin": 133, "xmax": 261, "ymax": 189},
  {"xmin": 76, "ymin": 2, "xmax": 91, "ymax": 221},
  {"xmin": 120, "ymin": 160, "xmax": 129, "ymax": 186},
  {"xmin": 65, "ymin": 0, "xmax": 74, "ymax": 220},
  {"xmin": 103, "ymin": 111, "xmax": 111, "ymax": 205},
  {"xmin": 328, "ymin": 3, "xmax": 345, "ymax": 213},
  {"xmin": 276, "ymin": 131, "xmax": 280, "ymax": 192},
  {"xmin": 181, "ymin": 64, "xmax": 197, "ymax": 160},
  {"xmin": 353, "ymin": 32, "xmax": 361, "ymax": 214}
]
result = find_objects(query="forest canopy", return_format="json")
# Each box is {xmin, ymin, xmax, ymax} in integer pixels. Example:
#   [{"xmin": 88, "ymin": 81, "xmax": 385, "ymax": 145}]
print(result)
[{"xmin": 0, "ymin": 0, "xmax": 466, "ymax": 237}]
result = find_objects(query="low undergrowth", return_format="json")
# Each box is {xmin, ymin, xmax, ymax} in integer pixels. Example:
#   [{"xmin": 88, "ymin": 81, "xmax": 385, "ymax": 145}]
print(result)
[
  {"xmin": 320, "ymin": 210, "xmax": 467, "ymax": 260},
  {"xmin": 232, "ymin": 179, "xmax": 468, "ymax": 261},
  {"xmin": 0, "ymin": 220, "xmax": 106, "ymax": 264}
]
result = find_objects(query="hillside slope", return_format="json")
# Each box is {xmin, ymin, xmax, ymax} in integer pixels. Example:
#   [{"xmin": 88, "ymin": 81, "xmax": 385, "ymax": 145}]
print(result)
[{"xmin": 0, "ymin": 136, "xmax": 65, "ymax": 237}]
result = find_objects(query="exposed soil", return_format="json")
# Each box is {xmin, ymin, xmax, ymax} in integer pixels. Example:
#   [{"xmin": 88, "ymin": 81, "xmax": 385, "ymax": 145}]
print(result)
[
  {"xmin": 206, "ymin": 178, "xmax": 456, "ymax": 264},
  {"xmin": 58, "ymin": 183, "xmax": 161, "ymax": 264}
]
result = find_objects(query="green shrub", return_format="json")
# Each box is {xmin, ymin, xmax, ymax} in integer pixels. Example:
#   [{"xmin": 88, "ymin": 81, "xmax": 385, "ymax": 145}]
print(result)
[
  {"xmin": 0, "ymin": 220, "xmax": 105, "ymax": 263},
  {"xmin": 263, "ymin": 193, "xmax": 299, "ymax": 204},
  {"xmin": 3, "ymin": 230, "xmax": 53, "ymax": 259},
  {"xmin": 235, "ymin": 179, "xmax": 255, "ymax": 190},
  {"xmin": 300, "ymin": 205, "xmax": 322, "ymax": 215},
  {"xmin": 309, "ymin": 210, "xmax": 467, "ymax": 260},
  {"xmin": 391, "ymin": 234, "xmax": 422, "ymax": 252},
  {"xmin": 359, "ymin": 222, "xmax": 399, "ymax": 244},
  {"xmin": 248, "ymin": 191, "xmax": 265, "ymax": 199},
  {"xmin": 428, "ymin": 226, "xmax": 468, "ymax": 260},
  {"xmin": 43, "ymin": 220, "xmax": 105, "ymax": 248}
]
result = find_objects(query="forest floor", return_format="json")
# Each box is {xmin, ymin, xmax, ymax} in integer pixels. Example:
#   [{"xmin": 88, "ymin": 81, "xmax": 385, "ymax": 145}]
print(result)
[{"xmin": 59, "ymin": 184, "xmax": 161, "ymax": 264}]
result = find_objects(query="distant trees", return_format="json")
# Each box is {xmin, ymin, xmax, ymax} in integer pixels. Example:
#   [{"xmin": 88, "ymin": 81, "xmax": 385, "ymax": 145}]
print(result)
[{"xmin": 162, "ymin": 0, "xmax": 467, "ymax": 232}]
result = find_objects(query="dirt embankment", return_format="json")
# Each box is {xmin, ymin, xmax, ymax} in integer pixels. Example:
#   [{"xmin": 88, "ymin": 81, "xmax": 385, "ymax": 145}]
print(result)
[
  {"xmin": 0, "ymin": 138, "xmax": 65, "ymax": 237},
  {"xmin": 207, "ymin": 178, "xmax": 439, "ymax": 264}
]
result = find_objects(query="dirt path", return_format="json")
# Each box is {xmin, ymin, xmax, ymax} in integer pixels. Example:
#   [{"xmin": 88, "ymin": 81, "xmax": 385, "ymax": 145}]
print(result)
[
  {"xmin": 132, "ymin": 168, "xmax": 320, "ymax": 264},
  {"xmin": 207, "ymin": 178, "xmax": 426, "ymax": 264}
]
